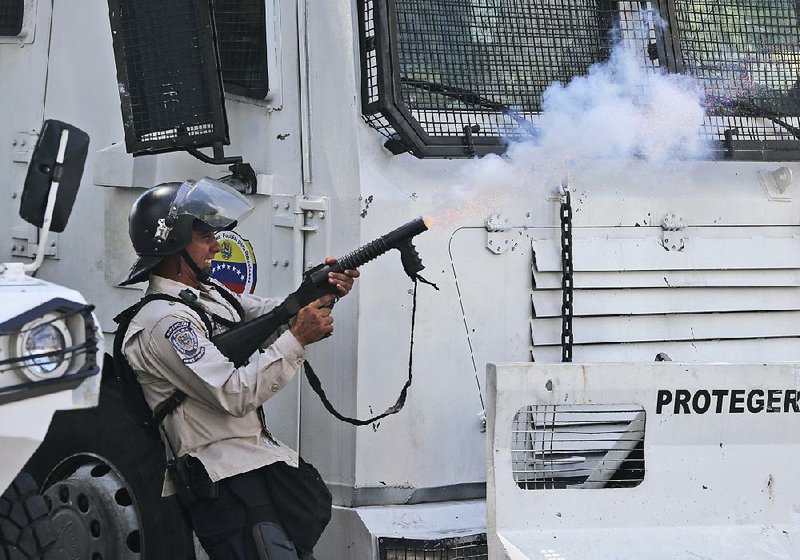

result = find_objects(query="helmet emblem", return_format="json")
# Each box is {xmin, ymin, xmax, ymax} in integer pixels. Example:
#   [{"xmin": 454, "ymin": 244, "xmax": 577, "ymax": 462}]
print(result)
[{"xmin": 154, "ymin": 218, "xmax": 173, "ymax": 242}]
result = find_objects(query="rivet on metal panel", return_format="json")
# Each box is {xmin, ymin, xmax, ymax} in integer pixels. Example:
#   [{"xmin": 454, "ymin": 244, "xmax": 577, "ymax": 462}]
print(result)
[{"xmin": 282, "ymin": 260, "xmax": 290, "ymax": 267}]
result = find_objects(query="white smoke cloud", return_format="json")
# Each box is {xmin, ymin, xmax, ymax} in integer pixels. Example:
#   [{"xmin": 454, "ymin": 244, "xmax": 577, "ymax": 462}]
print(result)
[
  {"xmin": 430, "ymin": 22, "xmax": 713, "ymax": 226},
  {"xmin": 533, "ymin": 43, "xmax": 710, "ymax": 166}
]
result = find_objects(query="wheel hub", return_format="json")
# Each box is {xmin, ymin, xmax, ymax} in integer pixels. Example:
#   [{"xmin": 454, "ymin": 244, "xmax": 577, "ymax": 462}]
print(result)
[{"xmin": 44, "ymin": 460, "xmax": 143, "ymax": 560}]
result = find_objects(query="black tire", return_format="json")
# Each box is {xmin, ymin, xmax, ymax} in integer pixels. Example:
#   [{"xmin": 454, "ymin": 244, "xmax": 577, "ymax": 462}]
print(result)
[
  {"xmin": 23, "ymin": 358, "xmax": 195, "ymax": 560},
  {"xmin": 0, "ymin": 472, "xmax": 57, "ymax": 560}
]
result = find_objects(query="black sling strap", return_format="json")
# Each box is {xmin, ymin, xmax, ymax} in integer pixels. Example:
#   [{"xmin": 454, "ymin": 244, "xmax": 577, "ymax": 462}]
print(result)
[
  {"xmin": 115, "ymin": 281, "xmax": 428, "ymax": 429},
  {"xmin": 210, "ymin": 280, "xmax": 246, "ymax": 323},
  {"xmin": 301, "ymin": 279, "xmax": 423, "ymax": 426},
  {"xmin": 113, "ymin": 294, "xmax": 194, "ymax": 434},
  {"xmin": 113, "ymin": 288, "xmax": 243, "ymax": 432}
]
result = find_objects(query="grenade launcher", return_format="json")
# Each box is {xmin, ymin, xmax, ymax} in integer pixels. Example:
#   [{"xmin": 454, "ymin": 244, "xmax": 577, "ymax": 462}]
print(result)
[{"xmin": 210, "ymin": 217, "xmax": 429, "ymax": 367}]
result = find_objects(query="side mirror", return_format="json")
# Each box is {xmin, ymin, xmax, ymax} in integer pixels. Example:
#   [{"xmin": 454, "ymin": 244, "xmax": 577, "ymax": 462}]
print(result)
[{"xmin": 19, "ymin": 120, "xmax": 90, "ymax": 233}]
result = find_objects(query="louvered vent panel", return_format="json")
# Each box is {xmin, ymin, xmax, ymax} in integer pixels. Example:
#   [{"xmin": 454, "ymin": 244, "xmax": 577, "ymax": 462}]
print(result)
[
  {"xmin": 530, "ymin": 228, "xmax": 800, "ymax": 362},
  {"xmin": 512, "ymin": 404, "xmax": 645, "ymax": 490}
]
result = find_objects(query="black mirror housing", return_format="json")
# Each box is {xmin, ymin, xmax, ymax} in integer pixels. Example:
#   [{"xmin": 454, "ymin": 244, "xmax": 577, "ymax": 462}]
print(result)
[{"xmin": 19, "ymin": 120, "xmax": 90, "ymax": 233}]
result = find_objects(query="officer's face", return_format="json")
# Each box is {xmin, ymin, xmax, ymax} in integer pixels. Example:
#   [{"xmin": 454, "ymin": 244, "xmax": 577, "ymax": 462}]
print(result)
[{"xmin": 186, "ymin": 230, "xmax": 221, "ymax": 273}]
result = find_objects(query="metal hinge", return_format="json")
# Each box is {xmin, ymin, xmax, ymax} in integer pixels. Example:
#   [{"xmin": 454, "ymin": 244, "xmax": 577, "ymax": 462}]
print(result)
[
  {"xmin": 272, "ymin": 195, "xmax": 327, "ymax": 231},
  {"xmin": 271, "ymin": 195, "xmax": 329, "ymax": 272},
  {"xmin": 11, "ymin": 132, "xmax": 38, "ymax": 163},
  {"xmin": 12, "ymin": 225, "xmax": 58, "ymax": 259},
  {"xmin": 485, "ymin": 213, "xmax": 517, "ymax": 254},
  {"xmin": 296, "ymin": 196, "xmax": 327, "ymax": 232},
  {"xmin": 660, "ymin": 213, "xmax": 686, "ymax": 251}
]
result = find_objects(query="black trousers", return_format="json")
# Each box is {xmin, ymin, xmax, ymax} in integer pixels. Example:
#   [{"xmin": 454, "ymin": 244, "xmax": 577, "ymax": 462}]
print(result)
[{"xmin": 187, "ymin": 461, "xmax": 331, "ymax": 560}]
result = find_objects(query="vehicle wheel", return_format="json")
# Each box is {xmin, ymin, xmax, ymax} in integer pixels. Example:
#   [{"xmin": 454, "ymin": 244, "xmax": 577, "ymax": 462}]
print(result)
[
  {"xmin": 23, "ymin": 360, "xmax": 195, "ymax": 559},
  {"xmin": 0, "ymin": 472, "xmax": 58, "ymax": 560}
]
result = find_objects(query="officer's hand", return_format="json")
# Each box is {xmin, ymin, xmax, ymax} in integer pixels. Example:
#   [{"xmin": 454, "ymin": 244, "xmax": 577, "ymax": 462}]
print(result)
[
  {"xmin": 325, "ymin": 257, "xmax": 359, "ymax": 298},
  {"xmin": 290, "ymin": 295, "xmax": 336, "ymax": 346}
]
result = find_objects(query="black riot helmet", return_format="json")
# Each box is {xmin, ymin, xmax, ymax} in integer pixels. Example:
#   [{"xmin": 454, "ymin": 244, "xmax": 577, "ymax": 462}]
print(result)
[{"xmin": 120, "ymin": 177, "xmax": 254, "ymax": 286}]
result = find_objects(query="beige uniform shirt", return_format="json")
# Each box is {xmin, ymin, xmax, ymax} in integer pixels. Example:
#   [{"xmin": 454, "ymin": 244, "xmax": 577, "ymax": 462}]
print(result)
[{"xmin": 122, "ymin": 275, "xmax": 302, "ymax": 495}]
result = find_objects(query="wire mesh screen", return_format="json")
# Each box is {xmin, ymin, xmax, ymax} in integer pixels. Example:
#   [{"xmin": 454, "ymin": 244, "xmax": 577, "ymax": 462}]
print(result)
[
  {"xmin": 672, "ymin": 0, "xmax": 800, "ymax": 156},
  {"xmin": 108, "ymin": 0, "xmax": 228, "ymax": 155},
  {"xmin": 359, "ymin": 0, "xmax": 660, "ymax": 156},
  {"xmin": 213, "ymin": 0, "xmax": 268, "ymax": 99},
  {"xmin": 360, "ymin": 0, "xmax": 800, "ymax": 158},
  {"xmin": 379, "ymin": 535, "xmax": 487, "ymax": 560},
  {"xmin": 0, "ymin": 0, "xmax": 23, "ymax": 36},
  {"xmin": 512, "ymin": 404, "xmax": 645, "ymax": 490}
]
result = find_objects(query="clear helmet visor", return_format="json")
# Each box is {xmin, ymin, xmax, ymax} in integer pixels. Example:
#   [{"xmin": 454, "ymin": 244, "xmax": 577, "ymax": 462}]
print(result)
[{"xmin": 170, "ymin": 177, "xmax": 254, "ymax": 229}]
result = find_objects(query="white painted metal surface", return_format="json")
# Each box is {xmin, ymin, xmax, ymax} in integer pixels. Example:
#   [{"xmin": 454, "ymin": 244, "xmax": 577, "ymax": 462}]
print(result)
[
  {"xmin": 318, "ymin": 500, "xmax": 486, "ymax": 559},
  {"xmin": 0, "ymin": 270, "xmax": 103, "ymax": 491},
  {"xmin": 4, "ymin": 1, "xmax": 800, "ymax": 558},
  {"xmin": 487, "ymin": 362, "xmax": 800, "ymax": 560}
]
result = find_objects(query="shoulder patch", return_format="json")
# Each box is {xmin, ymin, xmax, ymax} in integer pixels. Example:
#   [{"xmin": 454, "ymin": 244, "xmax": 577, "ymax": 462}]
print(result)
[{"xmin": 165, "ymin": 320, "xmax": 206, "ymax": 364}]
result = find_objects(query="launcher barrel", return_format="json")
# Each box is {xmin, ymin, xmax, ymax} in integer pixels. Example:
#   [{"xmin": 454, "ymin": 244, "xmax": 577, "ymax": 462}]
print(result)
[{"xmin": 211, "ymin": 217, "xmax": 429, "ymax": 367}]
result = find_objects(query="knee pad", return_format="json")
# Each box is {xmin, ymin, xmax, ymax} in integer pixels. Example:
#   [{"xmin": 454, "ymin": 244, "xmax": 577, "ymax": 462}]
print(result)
[{"xmin": 253, "ymin": 522, "xmax": 300, "ymax": 560}]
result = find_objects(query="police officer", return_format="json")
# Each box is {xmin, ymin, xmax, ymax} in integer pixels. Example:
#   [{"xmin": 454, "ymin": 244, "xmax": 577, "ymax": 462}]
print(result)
[{"xmin": 116, "ymin": 178, "xmax": 358, "ymax": 559}]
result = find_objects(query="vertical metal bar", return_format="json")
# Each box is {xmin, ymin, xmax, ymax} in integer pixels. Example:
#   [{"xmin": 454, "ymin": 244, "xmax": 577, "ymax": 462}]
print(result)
[
  {"xmin": 296, "ymin": 0, "xmax": 312, "ymax": 186},
  {"xmin": 560, "ymin": 190, "xmax": 574, "ymax": 363}
]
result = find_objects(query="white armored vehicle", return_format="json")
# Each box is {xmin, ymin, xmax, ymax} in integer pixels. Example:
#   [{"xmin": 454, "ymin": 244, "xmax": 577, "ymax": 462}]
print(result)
[
  {"xmin": 2, "ymin": 0, "xmax": 800, "ymax": 559},
  {"xmin": 0, "ymin": 121, "xmax": 103, "ymax": 559}
]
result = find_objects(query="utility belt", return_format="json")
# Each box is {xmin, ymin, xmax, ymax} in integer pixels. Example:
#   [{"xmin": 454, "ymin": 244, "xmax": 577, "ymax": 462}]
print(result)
[{"xmin": 168, "ymin": 454, "xmax": 218, "ymax": 505}]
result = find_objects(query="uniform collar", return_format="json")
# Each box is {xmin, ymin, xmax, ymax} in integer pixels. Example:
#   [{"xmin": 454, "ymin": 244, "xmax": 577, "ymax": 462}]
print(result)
[
  {"xmin": 147, "ymin": 275, "xmax": 215, "ymax": 299},
  {"xmin": 147, "ymin": 274, "xmax": 200, "ymax": 297}
]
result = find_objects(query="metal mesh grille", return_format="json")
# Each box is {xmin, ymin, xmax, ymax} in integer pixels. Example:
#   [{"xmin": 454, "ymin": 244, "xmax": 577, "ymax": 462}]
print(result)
[
  {"xmin": 213, "ymin": 0, "xmax": 268, "ymax": 99},
  {"xmin": 394, "ymin": 0, "xmax": 619, "ymax": 138},
  {"xmin": 673, "ymin": 0, "xmax": 800, "ymax": 153},
  {"xmin": 359, "ymin": 0, "xmax": 403, "ymax": 140},
  {"xmin": 379, "ymin": 535, "xmax": 487, "ymax": 560},
  {"xmin": 359, "ymin": 1, "xmax": 659, "ymax": 152},
  {"xmin": 109, "ymin": 0, "xmax": 228, "ymax": 154},
  {"xmin": 512, "ymin": 404, "xmax": 645, "ymax": 490},
  {"xmin": 0, "ymin": 0, "xmax": 23, "ymax": 36},
  {"xmin": 360, "ymin": 0, "xmax": 800, "ymax": 158}
]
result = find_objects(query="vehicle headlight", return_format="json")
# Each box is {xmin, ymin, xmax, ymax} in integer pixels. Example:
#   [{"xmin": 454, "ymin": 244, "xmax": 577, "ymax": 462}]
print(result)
[{"xmin": 15, "ymin": 314, "xmax": 72, "ymax": 381}]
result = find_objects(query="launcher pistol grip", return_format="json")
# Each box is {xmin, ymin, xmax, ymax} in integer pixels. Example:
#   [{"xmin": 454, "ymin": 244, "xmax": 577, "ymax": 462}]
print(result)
[{"xmin": 396, "ymin": 240, "xmax": 425, "ymax": 278}]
